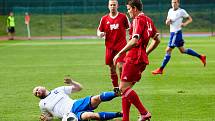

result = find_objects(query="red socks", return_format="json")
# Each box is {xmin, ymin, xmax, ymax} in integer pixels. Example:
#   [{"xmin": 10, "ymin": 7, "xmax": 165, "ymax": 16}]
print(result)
[
  {"xmin": 122, "ymin": 87, "xmax": 148, "ymax": 121},
  {"xmin": 111, "ymin": 73, "xmax": 118, "ymax": 87}
]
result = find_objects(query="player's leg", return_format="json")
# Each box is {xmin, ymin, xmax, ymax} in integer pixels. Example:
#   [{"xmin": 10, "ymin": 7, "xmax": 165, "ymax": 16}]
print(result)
[
  {"xmin": 178, "ymin": 46, "xmax": 206, "ymax": 66},
  {"xmin": 81, "ymin": 111, "xmax": 122, "ymax": 120},
  {"xmin": 114, "ymin": 52, "xmax": 126, "ymax": 95},
  {"xmin": 109, "ymin": 64, "xmax": 119, "ymax": 87},
  {"xmin": 90, "ymin": 91, "xmax": 118, "ymax": 108},
  {"xmin": 106, "ymin": 48, "xmax": 119, "ymax": 88},
  {"xmin": 152, "ymin": 47, "xmax": 173, "ymax": 74},
  {"xmin": 120, "ymin": 63, "xmax": 150, "ymax": 121}
]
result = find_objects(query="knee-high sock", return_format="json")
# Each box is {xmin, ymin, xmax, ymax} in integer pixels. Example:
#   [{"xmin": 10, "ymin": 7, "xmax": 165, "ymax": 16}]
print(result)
[
  {"xmin": 111, "ymin": 73, "xmax": 119, "ymax": 87},
  {"xmin": 161, "ymin": 53, "xmax": 171, "ymax": 69},
  {"xmin": 185, "ymin": 48, "xmax": 201, "ymax": 58},
  {"xmin": 100, "ymin": 91, "xmax": 116, "ymax": 102},
  {"xmin": 122, "ymin": 95, "xmax": 131, "ymax": 121},
  {"xmin": 123, "ymin": 88, "xmax": 148, "ymax": 116},
  {"xmin": 98, "ymin": 112, "xmax": 122, "ymax": 120}
]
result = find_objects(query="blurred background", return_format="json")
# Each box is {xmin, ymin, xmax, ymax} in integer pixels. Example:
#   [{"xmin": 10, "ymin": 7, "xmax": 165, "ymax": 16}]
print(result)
[{"xmin": 0, "ymin": 0, "xmax": 214, "ymax": 38}]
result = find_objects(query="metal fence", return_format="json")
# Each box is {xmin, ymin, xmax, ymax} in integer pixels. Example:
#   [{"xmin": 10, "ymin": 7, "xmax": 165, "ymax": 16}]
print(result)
[{"xmin": 0, "ymin": 0, "xmax": 214, "ymax": 38}]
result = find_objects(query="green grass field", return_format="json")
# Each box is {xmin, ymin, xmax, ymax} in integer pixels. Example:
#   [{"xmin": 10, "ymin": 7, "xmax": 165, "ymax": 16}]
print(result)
[{"xmin": 0, "ymin": 36, "xmax": 214, "ymax": 121}]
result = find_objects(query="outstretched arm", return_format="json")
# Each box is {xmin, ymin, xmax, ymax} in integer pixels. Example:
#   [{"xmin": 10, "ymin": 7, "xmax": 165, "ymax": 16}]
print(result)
[
  {"xmin": 64, "ymin": 76, "xmax": 83, "ymax": 92},
  {"xmin": 113, "ymin": 37, "xmax": 138, "ymax": 65}
]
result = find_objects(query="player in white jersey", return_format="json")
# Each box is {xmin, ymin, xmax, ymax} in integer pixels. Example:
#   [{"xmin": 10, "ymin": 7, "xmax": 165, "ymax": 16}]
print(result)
[
  {"xmin": 33, "ymin": 76, "xmax": 122, "ymax": 121},
  {"xmin": 152, "ymin": 0, "xmax": 206, "ymax": 75}
]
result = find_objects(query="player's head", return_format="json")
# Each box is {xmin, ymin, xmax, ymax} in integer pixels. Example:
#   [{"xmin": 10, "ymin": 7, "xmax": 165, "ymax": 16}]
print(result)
[
  {"xmin": 126, "ymin": 0, "xmax": 143, "ymax": 18},
  {"xmin": 9, "ymin": 12, "xmax": 13, "ymax": 16},
  {"xmin": 171, "ymin": 0, "xmax": 180, "ymax": 10},
  {"xmin": 108, "ymin": 0, "xmax": 119, "ymax": 14},
  {"xmin": 33, "ymin": 86, "xmax": 47, "ymax": 99}
]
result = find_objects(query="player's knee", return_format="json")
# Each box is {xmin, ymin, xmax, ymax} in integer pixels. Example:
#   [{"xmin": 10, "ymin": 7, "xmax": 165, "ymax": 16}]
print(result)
[{"xmin": 82, "ymin": 112, "xmax": 99, "ymax": 120}]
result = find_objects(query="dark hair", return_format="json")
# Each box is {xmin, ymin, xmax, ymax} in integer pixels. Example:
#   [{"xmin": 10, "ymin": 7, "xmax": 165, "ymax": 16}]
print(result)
[{"xmin": 126, "ymin": 0, "xmax": 143, "ymax": 11}]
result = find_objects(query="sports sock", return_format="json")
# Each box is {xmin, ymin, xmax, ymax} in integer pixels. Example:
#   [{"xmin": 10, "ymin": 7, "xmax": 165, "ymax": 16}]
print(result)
[
  {"xmin": 185, "ymin": 48, "xmax": 201, "ymax": 58},
  {"xmin": 161, "ymin": 53, "xmax": 171, "ymax": 69},
  {"xmin": 100, "ymin": 91, "xmax": 116, "ymax": 101},
  {"xmin": 98, "ymin": 112, "xmax": 122, "ymax": 120},
  {"xmin": 111, "ymin": 73, "xmax": 119, "ymax": 87},
  {"xmin": 123, "ymin": 87, "xmax": 148, "ymax": 115},
  {"xmin": 122, "ymin": 95, "xmax": 131, "ymax": 121}
]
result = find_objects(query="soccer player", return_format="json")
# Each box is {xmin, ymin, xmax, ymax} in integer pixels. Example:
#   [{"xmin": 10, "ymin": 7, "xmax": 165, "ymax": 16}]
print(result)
[
  {"xmin": 97, "ymin": 0, "xmax": 130, "ymax": 91},
  {"xmin": 151, "ymin": 0, "xmax": 206, "ymax": 75},
  {"xmin": 33, "ymin": 76, "xmax": 122, "ymax": 121},
  {"xmin": 7, "ymin": 12, "xmax": 15, "ymax": 40},
  {"xmin": 113, "ymin": 0, "xmax": 160, "ymax": 120}
]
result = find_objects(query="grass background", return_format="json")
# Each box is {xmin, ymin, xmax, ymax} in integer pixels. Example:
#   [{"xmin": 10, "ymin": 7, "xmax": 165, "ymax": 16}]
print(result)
[{"xmin": 0, "ymin": 36, "xmax": 214, "ymax": 121}]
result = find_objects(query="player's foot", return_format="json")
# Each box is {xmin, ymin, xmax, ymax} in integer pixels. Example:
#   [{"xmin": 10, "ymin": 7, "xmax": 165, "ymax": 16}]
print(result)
[
  {"xmin": 151, "ymin": 68, "xmax": 163, "ymax": 75},
  {"xmin": 138, "ymin": 112, "xmax": 151, "ymax": 121},
  {"xmin": 113, "ymin": 87, "xmax": 121, "ymax": 96},
  {"xmin": 200, "ymin": 55, "xmax": 206, "ymax": 67},
  {"xmin": 116, "ymin": 112, "xmax": 123, "ymax": 117}
]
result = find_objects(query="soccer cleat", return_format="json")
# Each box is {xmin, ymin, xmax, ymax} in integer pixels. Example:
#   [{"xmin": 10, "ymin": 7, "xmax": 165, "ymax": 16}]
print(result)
[
  {"xmin": 113, "ymin": 87, "xmax": 121, "ymax": 96},
  {"xmin": 151, "ymin": 68, "xmax": 163, "ymax": 75},
  {"xmin": 138, "ymin": 112, "xmax": 151, "ymax": 121},
  {"xmin": 200, "ymin": 55, "xmax": 206, "ymax": 67},
  {"xmin": 116, "ymin": 112, "xmax": 123, "ymax": 117}
]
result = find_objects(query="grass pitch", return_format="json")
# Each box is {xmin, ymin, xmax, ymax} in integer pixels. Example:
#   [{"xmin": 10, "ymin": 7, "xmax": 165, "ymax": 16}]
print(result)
[{"xmin": 0, "ymin": 37, "xmax": 214, "ymax": 121}]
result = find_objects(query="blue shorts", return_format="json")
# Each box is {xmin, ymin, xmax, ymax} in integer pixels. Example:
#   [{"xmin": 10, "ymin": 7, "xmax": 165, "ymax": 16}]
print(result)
[
  {"xmin": 168, "ymin": 30, "xmax": 184, "ymax": 48},
  {"xmin": 71, "ymin": 96, "xmax": 95, "ymax": 121}
]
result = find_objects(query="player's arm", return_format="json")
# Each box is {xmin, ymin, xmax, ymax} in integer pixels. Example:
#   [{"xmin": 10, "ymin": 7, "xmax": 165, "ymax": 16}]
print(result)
[
  {"xmin": 146, "ymin": 33, "xmax": 160, "ymax": 55},
  {"xmin": 181, "ymin": 16, "xmax": 192, "ymax": 27},
  {"xmin": 97, "ymin": 29, "xmax": 105, "ymax": 38},
  {"xmin": 97, "ymin": 17, "xmax": 106, "ymax": 38},
  {"xmin": 165, "ymin": 10, "xmax": 172, "ymax": 25},
  {"xmin": 165, "ymin": 17, "xmax": 172, "ymax": 25},
  {"xmin": 113, "ymin": 37, "xmax": 138, "ymax": 65},
  {"xmin": 39, "ymin": 112, "xmax": 53, "ymax": 121},
  {"xmin": 64, "ymin": 76, "xmax": 83, "ymax": 92}
]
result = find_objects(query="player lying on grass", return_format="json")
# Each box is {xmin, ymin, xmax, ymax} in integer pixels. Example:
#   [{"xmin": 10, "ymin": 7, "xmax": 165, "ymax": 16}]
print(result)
[{"xmin": 33, "ymin": 76, "xmax": 122, "ymax": 121}]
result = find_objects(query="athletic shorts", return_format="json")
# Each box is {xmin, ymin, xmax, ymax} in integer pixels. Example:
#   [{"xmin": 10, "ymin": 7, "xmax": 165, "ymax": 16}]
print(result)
[
  {"xmin": 8, "ymin": 27, "xmax": 15, "ymax": 33},
  {"xmin": 121, "ymin": 62, "xmax": 146, "ymax": 82},
  {"xmin": 168, "ymin": 30, "xmax": 184, "ymax": 48},
  {"xmin": 71, "ymin": 96, "xmax": 94, "ymax": 121},
  {"xmin": 105, "ymin": 47, "xmax": 125, "ymax": 65}
]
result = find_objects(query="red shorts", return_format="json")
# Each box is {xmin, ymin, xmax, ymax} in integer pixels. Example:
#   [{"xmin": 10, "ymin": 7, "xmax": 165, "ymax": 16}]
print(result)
[
  {"xmin": 105, "ymin": 48, "xmax": 125, "ymax": 65},
  {"xmin": 121, "ymin": 62, "xmax": 146, "ymax": 82}
]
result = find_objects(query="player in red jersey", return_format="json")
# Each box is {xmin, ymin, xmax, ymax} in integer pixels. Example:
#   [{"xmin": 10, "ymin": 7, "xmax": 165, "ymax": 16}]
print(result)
[
  {"xmin": 97, "ymin": 0, "xmax": 130, "ymax": 91},
  {"xmin": 113, "ymin": 0, "xmax": 160, "ymax": 120}
]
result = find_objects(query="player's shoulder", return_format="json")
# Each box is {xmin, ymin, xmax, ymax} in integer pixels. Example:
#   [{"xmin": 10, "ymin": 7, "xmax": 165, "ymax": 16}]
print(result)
[
  {"xmin": 118, "ymin": 12, "xmax": 126, "ymax": 17},
  {"xmin": 102, "ymin": 14, "xmax": 109, "ymax": 19}
]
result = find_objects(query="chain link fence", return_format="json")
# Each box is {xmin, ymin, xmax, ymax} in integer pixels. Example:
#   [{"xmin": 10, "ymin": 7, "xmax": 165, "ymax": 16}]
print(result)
[{"xmin": 0, "ymin": 0, "xmax": 214, "ymax": 38}]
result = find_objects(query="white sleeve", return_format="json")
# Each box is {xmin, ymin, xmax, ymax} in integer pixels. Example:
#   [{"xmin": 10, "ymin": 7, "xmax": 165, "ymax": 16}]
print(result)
[
  {"xmin": 167, "ymin": 9, "xmax": 171, "ymax": 19},
  {"xmin": 55, "ymin": 86, "xmax": 74, "ymax": 95},
  {"xmin": 181, "ymin": 9, "xmax": 189, "ymax": 18},
  {"xmin": 39, "ymin": 102, "xmax": 49, "ymax": 114}
]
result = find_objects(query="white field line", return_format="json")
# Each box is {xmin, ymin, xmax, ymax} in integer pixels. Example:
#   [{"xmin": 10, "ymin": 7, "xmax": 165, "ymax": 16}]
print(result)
[{"xmin": 0, "ymin": 41, "xmax": 104, "ymax": 46}]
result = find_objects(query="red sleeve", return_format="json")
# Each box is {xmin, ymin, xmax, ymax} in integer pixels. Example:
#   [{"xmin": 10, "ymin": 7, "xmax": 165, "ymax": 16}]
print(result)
[
  {"xmin": 132, "ymin": 18, "xmax": 145, "ymax": 39},
  {"xmin": 124, "ymin": 15, "xmax": 130, "ymax": 29},
  {"xmin": 98, "ymin": 16, "xmax": 105, "ymax": 32}
]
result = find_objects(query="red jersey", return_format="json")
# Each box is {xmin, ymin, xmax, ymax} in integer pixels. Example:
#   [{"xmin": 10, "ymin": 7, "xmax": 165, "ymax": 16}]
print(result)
[
  {"xmin": 126, "ymin": 13, "xmax": 158, "ymax": 65},
  {"xmin": 98, "ymin": 12, "xmax": 130, "ymax": 51}
]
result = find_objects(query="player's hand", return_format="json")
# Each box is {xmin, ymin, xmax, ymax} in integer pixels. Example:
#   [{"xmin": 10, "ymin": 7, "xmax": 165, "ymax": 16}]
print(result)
[
  {"xmin": 181, "ymin": 22, "xmax": 187, "ymax": 27},
  {"xmin": 113, "ymin": 54, "xmax": 120, "ymax": 66},
  {"xmin": 39, "ymin": 114, "xmax": 51, "ymax": 121},
  {"xmin": 64, "ymin": 75, "xmax": 73, "ymax": 84},
  {"xmin": 166, "ymin": 19, "xmax": 172, "ymax": 25}
]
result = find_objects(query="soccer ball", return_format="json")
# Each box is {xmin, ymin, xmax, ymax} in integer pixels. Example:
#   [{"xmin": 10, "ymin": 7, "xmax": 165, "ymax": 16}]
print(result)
[{"xmin": 62, "ymin": 112, "xmax": 78, "ymax": 121}]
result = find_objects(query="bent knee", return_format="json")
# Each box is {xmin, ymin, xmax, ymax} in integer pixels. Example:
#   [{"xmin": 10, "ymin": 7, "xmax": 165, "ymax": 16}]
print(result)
[{"xmin": 81, "ymin": 112, "xmax": 99, "ymax": 120}]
